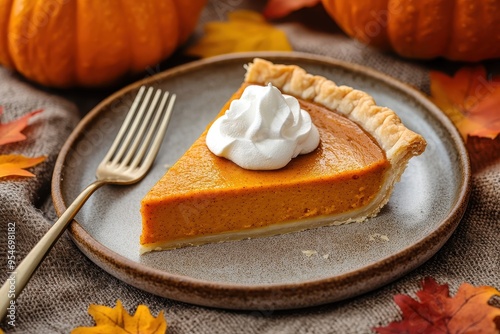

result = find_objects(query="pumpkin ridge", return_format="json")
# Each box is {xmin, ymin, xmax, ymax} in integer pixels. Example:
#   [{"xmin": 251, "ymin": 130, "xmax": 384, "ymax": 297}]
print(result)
[
  {"xmin": 32, "ymin": 0, "xmax": 51, "ymax": 85},
  {"xmin": 73, "ymin": 0, "xmax": 80, "ymax": 85},
  {"xmin": 33, "ymin": 0, "xmax": 73, "ymax": 87},
  {"xmin": 0, "ymin": 0, "xmax": 14, "ymax": 68},
  {"xmin": 67, "ymin": 0, "xmax": 76, "ymax": 86},
  {"xmin": 443, "ymin": 0, "xmax": 457, "ymax": 57},
  {"xmin": 438, "ymin": 0, "xmax": 457, "ymax": 55},
  {"xmin": 474, "ymin": 0, "xmax": 500, "ymax": 61},
  {"xmin": 28, "ymin": 0, "xmax": 43, "ymax": 82},
  {"xmin": 406, "ymin": 0, "xmax": 456, "ymax": 59},
  {"xmin": 14, "ymin": 0, "xmax": 37, "ymax": 81},
  {"xmin": 387, "ymin": 0, "xmax": 419, "ymax": 58}
]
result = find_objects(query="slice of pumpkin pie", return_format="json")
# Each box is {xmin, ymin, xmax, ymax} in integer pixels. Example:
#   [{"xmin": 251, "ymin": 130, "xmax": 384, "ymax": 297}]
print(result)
[{"xmin": 140, "ymin": 58, "xmax": 426, "ymax": 253}]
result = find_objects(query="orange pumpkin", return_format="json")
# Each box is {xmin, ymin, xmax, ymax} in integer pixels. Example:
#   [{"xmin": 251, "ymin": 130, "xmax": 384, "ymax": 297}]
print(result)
[
  {"xmin": 0, "ymin": 0, "xmax": 206, "ymax": 88},
  {"xmin": 322, "ymin": 0, "xmax": 500, "ymax": 62}
]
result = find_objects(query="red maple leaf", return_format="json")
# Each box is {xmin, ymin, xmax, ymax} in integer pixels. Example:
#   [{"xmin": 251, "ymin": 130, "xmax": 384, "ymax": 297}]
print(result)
[{"xmin": 374, "ymin": 277, "xmax": 500, "ymax": 334}]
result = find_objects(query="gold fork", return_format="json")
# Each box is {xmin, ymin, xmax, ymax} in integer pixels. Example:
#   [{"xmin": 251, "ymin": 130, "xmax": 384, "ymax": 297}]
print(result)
[{"xmin": 0, "ymin": 86, "xmax": 176, "ymax": 321}]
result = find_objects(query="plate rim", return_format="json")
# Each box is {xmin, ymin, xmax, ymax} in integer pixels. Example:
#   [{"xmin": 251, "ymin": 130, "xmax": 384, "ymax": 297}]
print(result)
[{"xmin": 52, "ymin": 51, "xmax": 471, "ymax": 310}]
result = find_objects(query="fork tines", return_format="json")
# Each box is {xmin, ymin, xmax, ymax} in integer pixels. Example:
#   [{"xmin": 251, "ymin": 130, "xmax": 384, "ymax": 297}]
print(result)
[{"xmin": 103, "ymin": 86, "xmax": 176, "ymax": 172}]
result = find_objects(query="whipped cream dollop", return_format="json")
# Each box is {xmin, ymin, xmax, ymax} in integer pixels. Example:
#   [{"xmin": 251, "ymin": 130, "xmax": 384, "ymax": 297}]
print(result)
[{"xmin": 206, "ymin": 83, "xmax": 320, "ymax": 170}]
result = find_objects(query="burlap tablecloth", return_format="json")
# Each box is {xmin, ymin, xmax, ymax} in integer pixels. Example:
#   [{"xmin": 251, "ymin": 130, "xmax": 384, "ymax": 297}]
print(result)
[{"xmin": 1, "ymin": 2, "xmax": 499, "ymax": 333}]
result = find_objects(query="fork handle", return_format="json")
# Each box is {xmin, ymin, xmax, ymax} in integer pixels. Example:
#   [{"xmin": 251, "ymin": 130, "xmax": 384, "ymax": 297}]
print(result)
[{"xmin": 0, "ymin": 180, "xmax": 105, "ymax": 322}]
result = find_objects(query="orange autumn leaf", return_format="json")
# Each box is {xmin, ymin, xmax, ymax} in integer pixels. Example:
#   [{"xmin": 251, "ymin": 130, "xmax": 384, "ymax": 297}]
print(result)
[
  {"xmin": 374, "ymin": 277, "xmax": 500, "ymax": 334},
  {"xmin": 0, "ymin": 107, "xmax": 43, "ymax": 146},
  {"xmin": 71, "ymin": 300, "xmax": 167, "ymax": 334},
  {"xmin": 0, "ymin": 155, "xmax": 46, "ymax": 178},
  {"xmin": 186, "ymin": 10, "xmax": 292, "ymax": 58},
  {"xmin": 263, "ymin": 0, "xmax": 321, "ymax": 19},
  {"xmin": 430, "ymin": 66, "xmax": 500, "ymax": 141}
]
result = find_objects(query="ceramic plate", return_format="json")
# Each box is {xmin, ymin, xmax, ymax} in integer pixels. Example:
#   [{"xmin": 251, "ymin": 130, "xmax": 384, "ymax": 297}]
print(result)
[{"xmin": 52, "ymin": 52, "xmax": 470, "ymax": 310}]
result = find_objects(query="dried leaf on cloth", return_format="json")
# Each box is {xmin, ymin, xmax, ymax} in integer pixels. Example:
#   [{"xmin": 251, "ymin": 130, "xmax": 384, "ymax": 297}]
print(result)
[
  {"xmin": 374, "ymin": 277, "xmax": 500, "ymax": 334},
  {"xmin": 0, "ymin": 154, "xmax": 46, "ymax": 179},
  {"xmin": 430, "ymin": 66, "xmax": 500, "ymax": 141},
  {"xmin": 71, "ymin": 300, "xmax": 167, "ymax": 334},
  {"xmin": 0, "ymin": 107, "xmax": 43, "ymax": 146},
  {"xmin": 186, "ymin": 10, "xmax": 292, "ymax": 58}
]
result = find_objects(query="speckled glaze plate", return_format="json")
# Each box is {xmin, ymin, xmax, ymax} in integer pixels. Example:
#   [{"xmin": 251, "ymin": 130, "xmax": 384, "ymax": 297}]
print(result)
[{"xmin": 52, "ymin": 52, "xmax": 470, "ymax": 310}]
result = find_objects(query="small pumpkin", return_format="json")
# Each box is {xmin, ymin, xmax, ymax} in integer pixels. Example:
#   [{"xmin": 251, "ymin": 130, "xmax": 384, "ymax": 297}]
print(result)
[
  {"xmin": 0, "ymin": 0, "xmax": 207, "ymax": 88},
  {"xmin": 321, "ymin": 0, "xmax": 500, "ymax": 62}
]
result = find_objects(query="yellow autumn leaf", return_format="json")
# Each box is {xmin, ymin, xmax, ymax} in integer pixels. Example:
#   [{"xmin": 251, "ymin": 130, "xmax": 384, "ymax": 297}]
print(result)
[
  {"xmin": 0, "ymin": 154, "xmax": 46, "ymax": 178},
  {"xmin": 186, "ymin": 10, "xmax": 292, "ymax": 58},
  {"xmin": 72, "ymin": 300, "xmax": 167, "ymax": 334}
]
